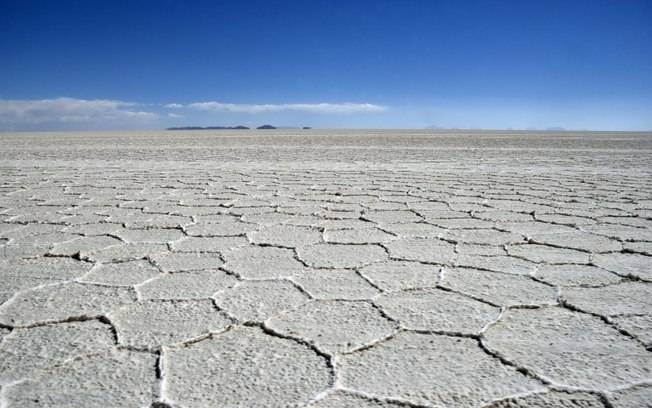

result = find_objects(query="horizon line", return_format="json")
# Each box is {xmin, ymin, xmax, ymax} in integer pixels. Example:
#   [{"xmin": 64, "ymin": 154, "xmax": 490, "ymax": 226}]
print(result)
[{"xmin": 2, "ymin": 127, "xmax": 651, "ymax": 133}]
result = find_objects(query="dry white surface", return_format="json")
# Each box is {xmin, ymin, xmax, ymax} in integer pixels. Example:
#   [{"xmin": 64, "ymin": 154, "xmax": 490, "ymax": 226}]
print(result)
[{"xmin": 0, "ymin": 129, "xmax": 651, "ymax": 407}]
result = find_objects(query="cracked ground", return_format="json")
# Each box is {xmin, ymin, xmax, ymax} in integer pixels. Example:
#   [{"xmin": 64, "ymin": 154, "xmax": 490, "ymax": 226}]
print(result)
[{"xmin": 0, "ymin": 130, "xmax": 651, "ymax": 407}]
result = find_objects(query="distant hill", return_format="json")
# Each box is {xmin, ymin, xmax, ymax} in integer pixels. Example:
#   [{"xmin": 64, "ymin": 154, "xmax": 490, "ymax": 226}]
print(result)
[
  {"xmin": 166, "ymin": 125, "xmax": 250, "ymax": 130},
  {"xmin": 167, "ymin": 124, "xmax": 310, "ymax": 131}
]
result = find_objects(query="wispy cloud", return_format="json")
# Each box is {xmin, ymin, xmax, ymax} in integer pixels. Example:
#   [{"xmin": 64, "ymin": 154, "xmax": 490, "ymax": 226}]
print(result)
[
  {"xmin": 185, "ymin": 101, "xmax": 389, "ymax": 114},
  {"xmin": 164, "ymin": 103, "xmax": 184, "ymax": 109},
  {"xmin": 0, "ymin": 97, "xmax": 158, "ymax": 130}
]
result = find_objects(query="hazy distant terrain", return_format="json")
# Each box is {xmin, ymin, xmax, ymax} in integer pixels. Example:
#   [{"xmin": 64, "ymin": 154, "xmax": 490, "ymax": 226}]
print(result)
[{"xmin": 1, "ymin": 129, "xmax": 650, "ymax": 174}]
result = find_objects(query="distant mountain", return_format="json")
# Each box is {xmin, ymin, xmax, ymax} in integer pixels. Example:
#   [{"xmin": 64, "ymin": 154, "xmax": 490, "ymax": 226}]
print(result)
[
  {"xmin": 545, "ymin": 126, "xmax": 566, "ymax": 131},
  {"xmin": 166, "ymin": 125, "xmax": 249, "ymax": 130},
  {"xmin": 167, "ymin": 124, "xmax": 309, "ymax": 131}
]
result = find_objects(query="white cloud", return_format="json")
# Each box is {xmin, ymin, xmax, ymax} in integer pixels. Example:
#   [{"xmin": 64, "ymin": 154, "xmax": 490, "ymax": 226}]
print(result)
[
  {"xmin": 0, "ymin": 97, "xmax": 158, "ymax": 130},
  {"xmin": 164, "ymin": 103, "xmax": 184, "ymax": 109},
  {"xmin": 187, "ymin": 101, "xmax": 389, "ymax": 114},
  {"xmin": 167, "ymin": 112, "xmax": 184, "ymax": 118}
]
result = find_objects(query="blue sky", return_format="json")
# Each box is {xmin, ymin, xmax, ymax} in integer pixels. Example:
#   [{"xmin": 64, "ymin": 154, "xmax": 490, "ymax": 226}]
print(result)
[{"xmin": 1, "ymin": 0, "xmax": 651, "ymax": 130}]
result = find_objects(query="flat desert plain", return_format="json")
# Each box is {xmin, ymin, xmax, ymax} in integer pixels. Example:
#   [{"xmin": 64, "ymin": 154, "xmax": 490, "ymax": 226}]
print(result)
[{"xmin": 0, "ymin": 130, "xmax": 651, "ymax": 407}]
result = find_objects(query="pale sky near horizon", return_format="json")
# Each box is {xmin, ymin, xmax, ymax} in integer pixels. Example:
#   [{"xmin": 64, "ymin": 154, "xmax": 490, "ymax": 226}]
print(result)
[{"xmin": 1, "ymin": 0, "xmax": 651, "ymax": 131}]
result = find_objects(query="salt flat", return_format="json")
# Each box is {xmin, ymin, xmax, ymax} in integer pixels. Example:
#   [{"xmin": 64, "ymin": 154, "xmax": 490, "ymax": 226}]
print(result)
[{"xmin": 0, "ymin": 129, "xmax": 651, "ymax": 407}]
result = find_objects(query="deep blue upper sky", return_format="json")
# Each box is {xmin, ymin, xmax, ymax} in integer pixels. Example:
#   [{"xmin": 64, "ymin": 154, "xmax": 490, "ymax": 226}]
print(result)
[{"xmin": 1, "ymin": 0, "xmax": 651, "ymax": 130}]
